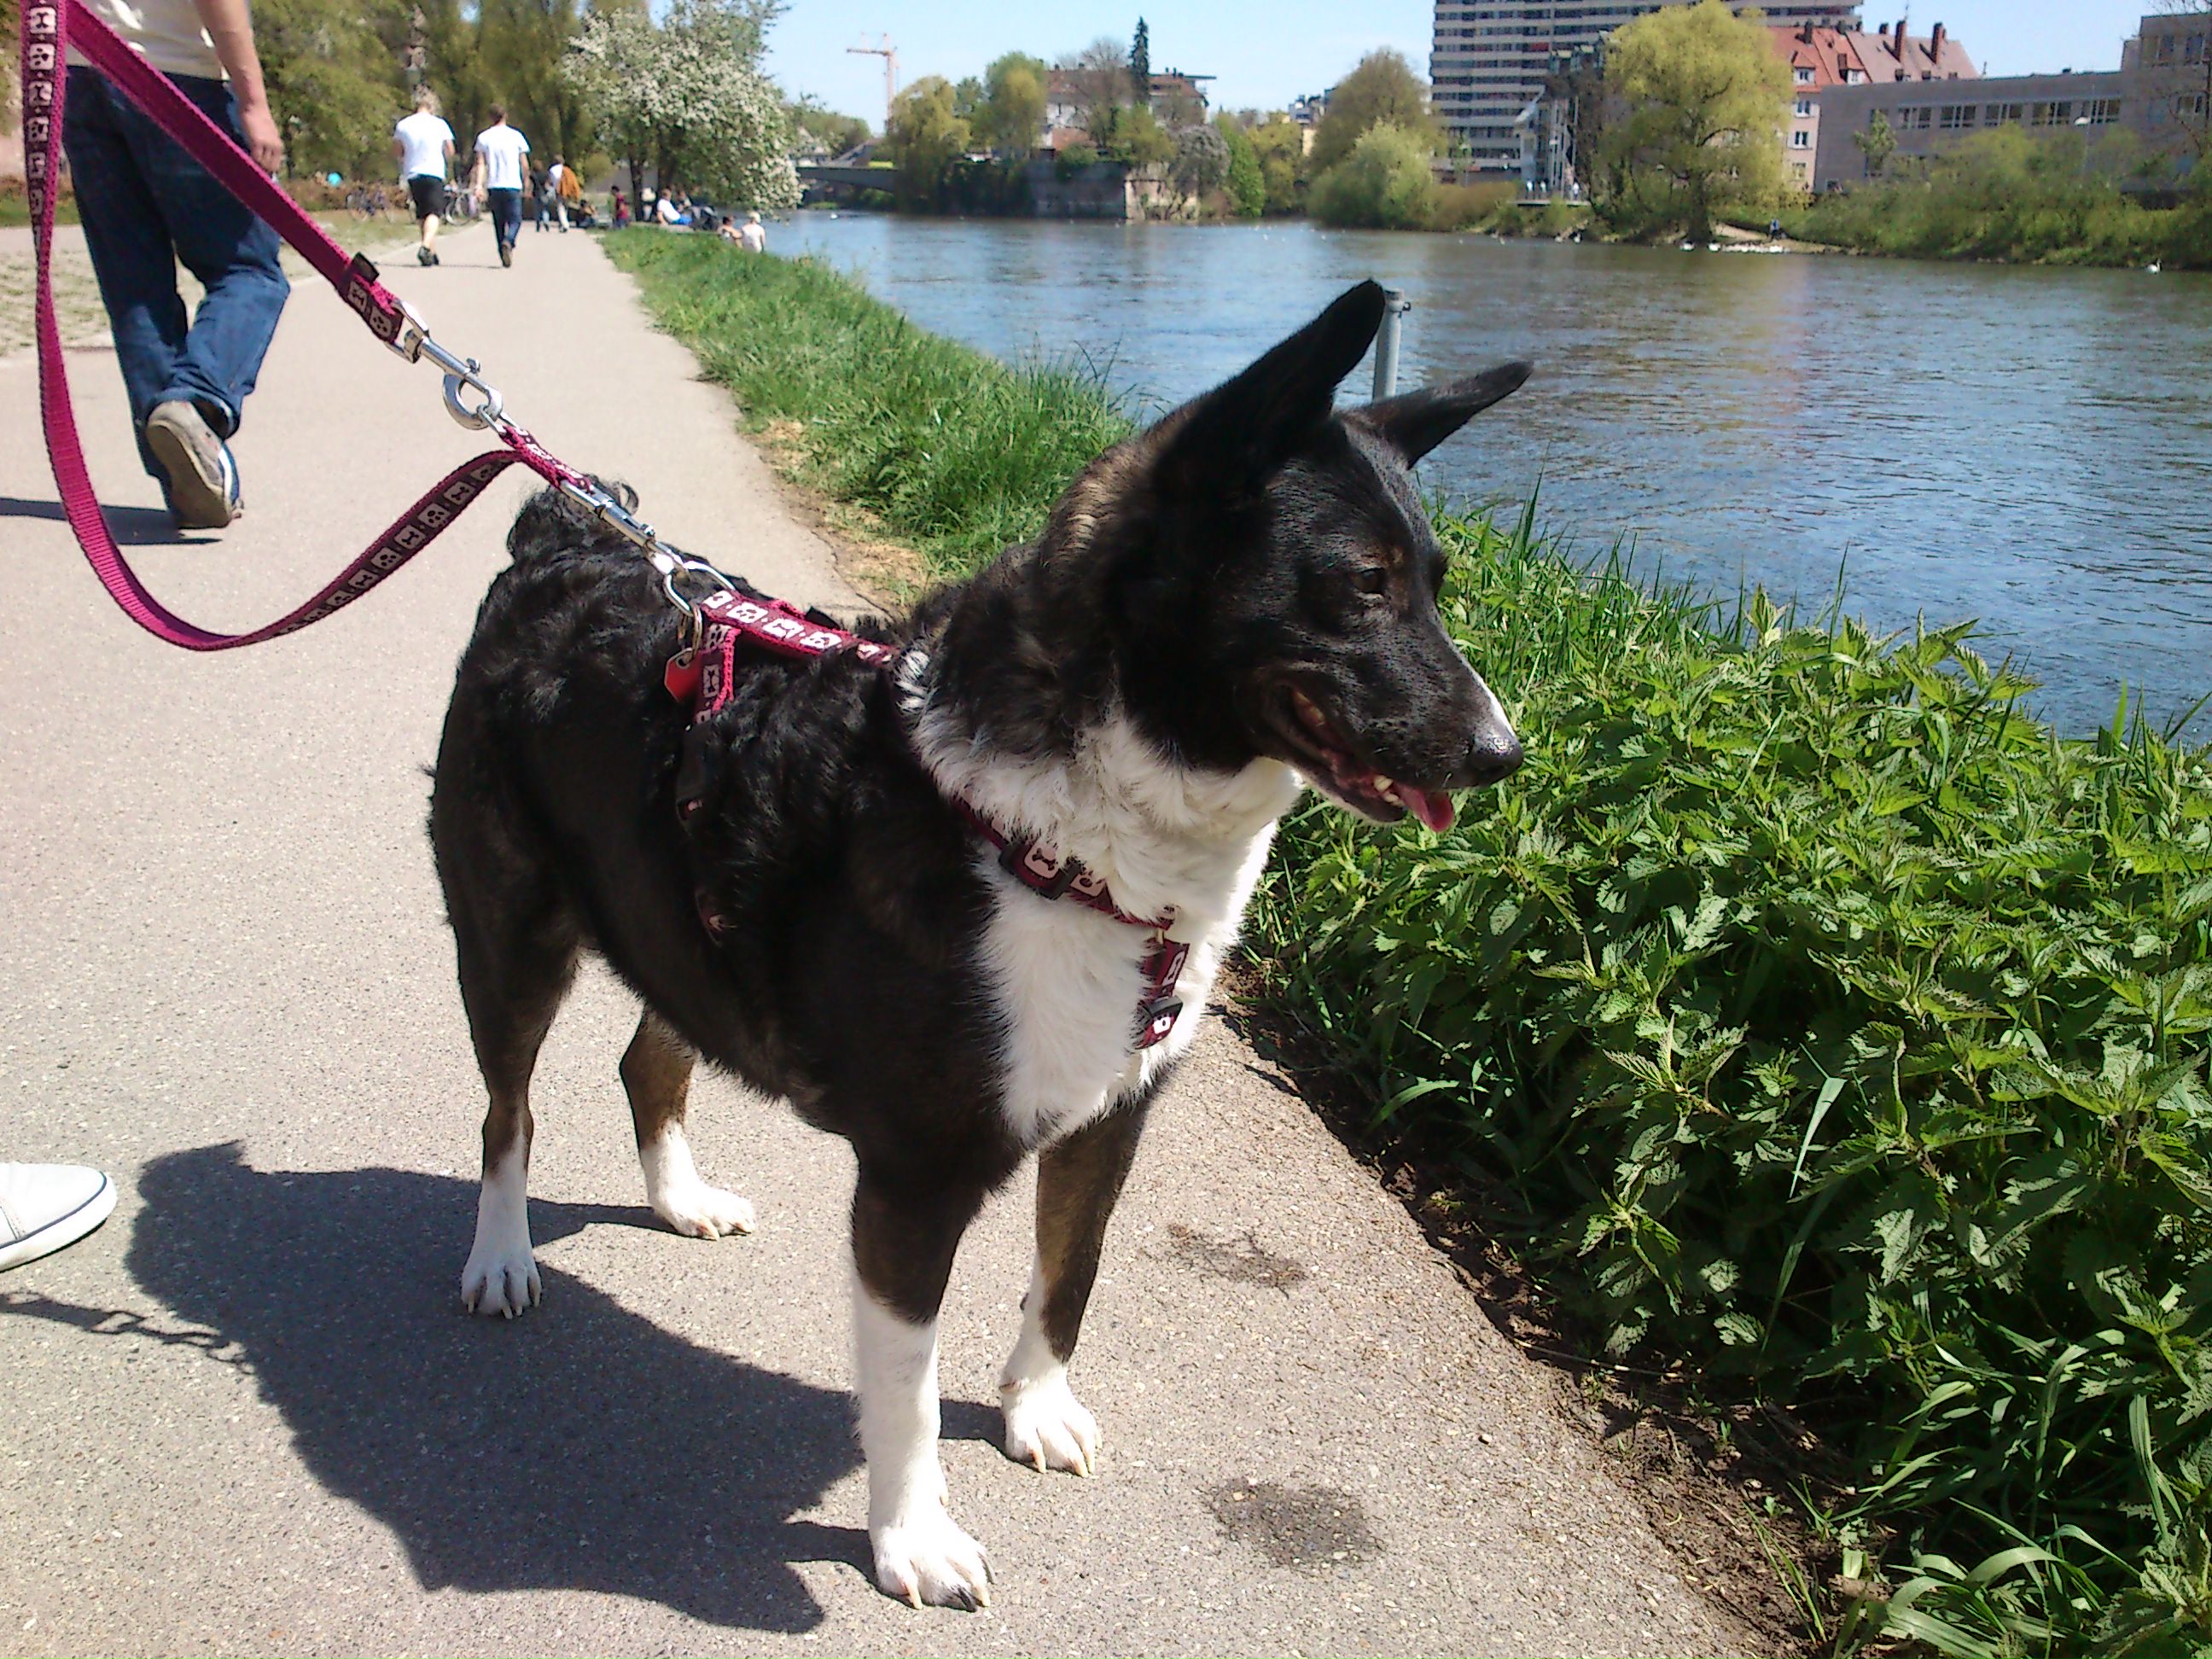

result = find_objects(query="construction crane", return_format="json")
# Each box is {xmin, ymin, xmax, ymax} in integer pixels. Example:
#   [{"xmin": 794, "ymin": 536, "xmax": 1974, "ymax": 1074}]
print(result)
[{"xmin": 847, "ymin": 35, "xmax": 898, "ymax": 132}]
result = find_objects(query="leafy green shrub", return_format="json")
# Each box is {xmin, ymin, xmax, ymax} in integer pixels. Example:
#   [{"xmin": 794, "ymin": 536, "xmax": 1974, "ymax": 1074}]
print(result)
[
  {"xmin": 1431, "ymin": 179, "xmax": 1517, "ymax": 230},
  {"xmin": 1789, "ymin": 126, "xmax": 2208, "ymax": 269},
  {"xmin": 1308, "ymin": 121, "xmax": 1439, "ymax": 230},
  {"xmin": 1253, "ymin": 507, "xmax": 2212, "ymax": 1654},
  {"xmin": 1488, "ymin": 197, "xmax": 1593, "ymax": 238},
  {"xmin": 1219, "ymin": 118, "xmax": 1266, "ymax": 218},
  {"xmin": 1054, "ymin": 143, "xmax": 1101, "ymax": 180}
]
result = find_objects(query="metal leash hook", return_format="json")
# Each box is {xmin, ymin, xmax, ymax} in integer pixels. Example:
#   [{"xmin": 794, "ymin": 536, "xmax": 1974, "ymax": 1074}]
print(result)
[{"xmin": 403, "ymin": 315, "xmax": 718, "ymax": 632}]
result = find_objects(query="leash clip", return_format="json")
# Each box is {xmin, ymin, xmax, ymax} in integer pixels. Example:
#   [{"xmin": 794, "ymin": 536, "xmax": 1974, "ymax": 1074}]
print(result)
[
  {"xmin": 384, "ymin": 297, "xmax": 429, "ymax": 364},
  {"xmin": 440, "ymin": 358, "xmax": 504, "ymax": 431}
]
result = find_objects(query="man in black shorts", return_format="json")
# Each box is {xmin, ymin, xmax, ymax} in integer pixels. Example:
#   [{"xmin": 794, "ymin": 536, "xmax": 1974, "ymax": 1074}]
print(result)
[{"xmin": 392, "ymin": 86, "xmax": 455, "ymax": 267}]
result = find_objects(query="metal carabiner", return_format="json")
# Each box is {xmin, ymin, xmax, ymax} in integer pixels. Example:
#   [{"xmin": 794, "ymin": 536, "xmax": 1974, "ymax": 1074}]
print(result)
[{"xmin": 441, "ymin": 362, "xmax": 504, "ymax": 431}]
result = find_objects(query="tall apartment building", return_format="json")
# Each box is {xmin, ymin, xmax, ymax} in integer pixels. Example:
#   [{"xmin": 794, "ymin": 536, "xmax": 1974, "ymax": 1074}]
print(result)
[{"xmin": 1432, "ymin": 0, "xmax": 1864, "ymax": 169}]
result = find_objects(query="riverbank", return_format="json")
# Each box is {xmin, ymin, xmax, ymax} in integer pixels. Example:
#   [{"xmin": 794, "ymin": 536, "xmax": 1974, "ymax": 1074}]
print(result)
[{"xmin": 607, "ymin": 228, "xmax": 2212, "ymax": 1658}]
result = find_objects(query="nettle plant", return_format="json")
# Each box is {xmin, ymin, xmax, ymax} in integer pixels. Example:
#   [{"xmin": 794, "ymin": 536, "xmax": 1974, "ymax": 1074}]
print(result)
[{"xmin": 1257, "ymin": 507, "xmax": 2212, "ymax": 1647}]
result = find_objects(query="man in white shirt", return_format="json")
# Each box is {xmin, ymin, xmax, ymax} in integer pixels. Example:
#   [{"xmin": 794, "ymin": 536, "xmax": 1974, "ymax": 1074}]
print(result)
[
  {"xmin": 392, "ymin": 86, "xmax": 455, "ymax": 267},
  {"xmin": 470, "ymin": 105, "xmax": 531, "ymax": 268},
  {"xmin": 738, "ymin": 210, "xmax": 766, "ymax": 253}
]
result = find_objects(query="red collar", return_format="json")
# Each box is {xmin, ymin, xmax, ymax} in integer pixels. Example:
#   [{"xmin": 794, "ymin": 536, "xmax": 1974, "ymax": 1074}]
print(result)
[{"xmin": 666, "ymin": 587, "xmax": 1189, "ymax": 1051}]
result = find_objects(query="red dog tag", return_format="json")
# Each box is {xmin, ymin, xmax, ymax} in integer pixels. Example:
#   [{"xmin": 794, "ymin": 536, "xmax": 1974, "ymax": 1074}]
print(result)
[{"xmin": 663, "ymin": 647, "xmax": 701, "ymax": 702}]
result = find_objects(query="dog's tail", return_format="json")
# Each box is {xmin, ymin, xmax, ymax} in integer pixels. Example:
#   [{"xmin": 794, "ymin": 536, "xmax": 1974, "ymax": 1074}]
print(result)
[{"xmin": 505, "ymin": 479, "xmax": 639, "ymax": 562}]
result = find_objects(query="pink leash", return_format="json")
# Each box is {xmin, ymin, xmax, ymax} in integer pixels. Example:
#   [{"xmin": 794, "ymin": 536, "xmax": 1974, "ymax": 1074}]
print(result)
[{"xmin": 20, "ymin": 0, "xmax": 603, "ymax": 649}]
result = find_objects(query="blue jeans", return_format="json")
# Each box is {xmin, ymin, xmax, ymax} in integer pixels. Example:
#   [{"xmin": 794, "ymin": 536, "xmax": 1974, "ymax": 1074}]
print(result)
[
  {"xmin": 486, "ymin": 188, "xmax": 522, "ymax": 252},
  {"xmin": 61, "ymin": 66, "xmax": 290, "ymax": 485}
]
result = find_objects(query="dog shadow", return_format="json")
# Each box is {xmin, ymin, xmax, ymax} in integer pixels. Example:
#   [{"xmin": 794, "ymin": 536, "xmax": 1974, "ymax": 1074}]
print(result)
[
  {"xmin": 90, "ymin": 1144, "xmax": 894, "ymax": 1632},
  {"xmin": 0, "ymin": 494, "xmax": 209, "ymax": 545}
]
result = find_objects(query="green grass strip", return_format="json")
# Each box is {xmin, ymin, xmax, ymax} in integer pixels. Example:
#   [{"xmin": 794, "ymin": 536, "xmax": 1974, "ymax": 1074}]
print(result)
[{"xmin": 607, "ymin": 225, "xmax": 2212, "ymax": 1656}]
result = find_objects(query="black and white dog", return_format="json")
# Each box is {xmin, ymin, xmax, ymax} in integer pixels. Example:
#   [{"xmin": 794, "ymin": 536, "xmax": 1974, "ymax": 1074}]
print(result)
[{"xmin": 428, "ymin": 280, "xmax": 1528, "ymax": 1608}]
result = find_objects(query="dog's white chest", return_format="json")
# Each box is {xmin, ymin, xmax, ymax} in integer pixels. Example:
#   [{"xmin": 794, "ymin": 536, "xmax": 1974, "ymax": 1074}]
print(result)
[{"xmin": 972, "ymin": 808, "xmax": 1283, "ymax": 1148}]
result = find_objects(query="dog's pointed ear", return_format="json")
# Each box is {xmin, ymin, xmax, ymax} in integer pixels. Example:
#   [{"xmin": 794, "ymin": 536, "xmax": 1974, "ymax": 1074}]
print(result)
[
  {"xmin": 1354, "ymin": 361, "xmax": 1533, "ymax": 465},
  {"xmin": 1155, "ymin": 281, "xmax": 1388, "ymax": 486}
]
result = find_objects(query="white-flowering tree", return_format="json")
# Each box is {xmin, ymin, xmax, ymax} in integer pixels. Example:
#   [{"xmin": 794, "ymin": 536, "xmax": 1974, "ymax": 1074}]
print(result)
[{"xmin": 564, "ymin": 0, "xmax": 800, "ymax": 213}]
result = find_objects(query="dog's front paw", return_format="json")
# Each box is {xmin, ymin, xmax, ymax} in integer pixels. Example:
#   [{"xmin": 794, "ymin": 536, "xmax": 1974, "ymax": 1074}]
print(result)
[
  {"xmin": 460, "ymin": 1243, "xmax": 540, "ymax": 1318},
  {"xmin": 1001, "ymin": 1370, "xmax": 1099, "ymax": 1476},
  {"xmin": 651, "ymin": 1180, "xmax": 755, "ymax": 1240},
  {"xmin": 872, "ymin": 1508, "xmax": 992, "ymax": 1610}
]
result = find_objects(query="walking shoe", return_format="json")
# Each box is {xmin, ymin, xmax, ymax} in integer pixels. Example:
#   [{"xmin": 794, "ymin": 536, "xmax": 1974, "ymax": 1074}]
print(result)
[
  {"xmin": 144, "ymin": 400, "xmax": 242, "ymax": 530},
  {"xmin": 0, "ymin": 1165, "xmax": 118, "ymax": 1272},
  {"xmin": 500, "ymin": 241, "xmax": 513, "ymax": 267},
  {"xmin": 417, "ymin": 243, "xmax": 433, "ymax": 265}
]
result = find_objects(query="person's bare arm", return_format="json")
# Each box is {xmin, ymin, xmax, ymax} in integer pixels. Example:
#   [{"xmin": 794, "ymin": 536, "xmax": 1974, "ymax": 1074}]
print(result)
[
  {"xmin": 189, "ymin": 0, "xmax": 282, "ymax": 173},
  {"xmin": 470, "ymin": 144, "xmax": 486, "ymax": 195}
]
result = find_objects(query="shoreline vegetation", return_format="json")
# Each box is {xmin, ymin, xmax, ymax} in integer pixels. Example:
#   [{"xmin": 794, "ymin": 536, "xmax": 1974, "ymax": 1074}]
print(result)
[
  {"xmin": 859, "ymin": 4, "xmax": 2208, "ymax": 273},
  {"xmin": 608, "ymin": 229, "xmax": 2212, "ymax": 1659}
]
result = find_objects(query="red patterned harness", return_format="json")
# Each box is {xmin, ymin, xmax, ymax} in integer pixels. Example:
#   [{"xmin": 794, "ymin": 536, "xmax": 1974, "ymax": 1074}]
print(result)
[{"xmin": 667, "ymin": 588, "xmax": 1187, "ymax": 1052}]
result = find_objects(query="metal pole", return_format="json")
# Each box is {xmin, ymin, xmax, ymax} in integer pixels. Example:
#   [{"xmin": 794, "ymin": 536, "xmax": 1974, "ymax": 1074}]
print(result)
[{"xmin": 1372, "ymin": 288, "xmax": 1412, "ymax": 399}]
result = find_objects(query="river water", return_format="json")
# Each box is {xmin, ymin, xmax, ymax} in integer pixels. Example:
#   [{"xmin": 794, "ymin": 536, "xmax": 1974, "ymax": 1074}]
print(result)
[{"xmin": 771, "ymin": 213, "xmax": 2212, "ymax": 739}]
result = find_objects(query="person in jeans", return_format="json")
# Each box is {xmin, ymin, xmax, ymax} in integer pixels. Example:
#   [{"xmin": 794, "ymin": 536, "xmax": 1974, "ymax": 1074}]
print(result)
[
  {"xmin": 61, "ymin": 0, "xmax": 290, "ymax": 531},
  {"xmin": 471, "ymin": 104, "xmax": 530, "ymax": 268},
  {"xmin": 392, "ymin": 84, "xmax": 454, "ymax": 268}
]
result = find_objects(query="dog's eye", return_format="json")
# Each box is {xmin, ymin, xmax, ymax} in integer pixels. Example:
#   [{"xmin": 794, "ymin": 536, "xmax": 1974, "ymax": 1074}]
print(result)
[{"xmin": 1351, "ymin": 567, "xmax": 1389, "ymax": 597}]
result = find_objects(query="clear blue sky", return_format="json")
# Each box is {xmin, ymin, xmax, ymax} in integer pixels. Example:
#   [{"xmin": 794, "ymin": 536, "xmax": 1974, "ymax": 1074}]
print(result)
[{"xmin": 761, "ymin": 0, "xmax": 2157, "ymax": 131}]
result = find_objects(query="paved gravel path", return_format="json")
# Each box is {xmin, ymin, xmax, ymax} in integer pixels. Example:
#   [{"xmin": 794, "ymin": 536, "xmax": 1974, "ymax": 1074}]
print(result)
[{"xmin": 0, "ymin": 223, "xmax": 1758, "ymax": 1656}]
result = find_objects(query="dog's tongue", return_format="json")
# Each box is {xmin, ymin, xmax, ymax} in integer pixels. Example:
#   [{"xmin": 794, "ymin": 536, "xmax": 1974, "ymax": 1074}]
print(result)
[{"xmin": 1401, "ymin": 785, "xmax": 1457, "ymax": 834}]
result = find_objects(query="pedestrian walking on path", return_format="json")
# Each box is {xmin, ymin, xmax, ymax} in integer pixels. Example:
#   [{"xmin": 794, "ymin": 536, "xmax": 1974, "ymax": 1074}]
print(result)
[
  {"xmin": 61, "ymin": 0, "xmax": 290, "ymax": 531},
  {"xmin": 471, "ymin": 104, "xmax": 530, "ymax": 267},
  {"xmin": 546, "ymin": 156, "xmax": 575, "ymax": 231},
  {"xmin": 560, "ymin": 160, "xmax": 584, "ymax": 224},
  {"xmin": 393, "ymin": 85, "xmax": 455, "ymax": 268}
]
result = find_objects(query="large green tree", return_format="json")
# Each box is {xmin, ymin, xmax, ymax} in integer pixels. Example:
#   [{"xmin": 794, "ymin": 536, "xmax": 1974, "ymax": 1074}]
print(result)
[
  {"xmin": 975, "ymin": 51, "xmax": 1048, "ymax": 157},
  {"xmin": 1057, "ymin": 37, "xmax": 1132, "ymax": 143},
  {"xmin": 1598, "ymin": 0, "xmax": 1790, "ymax": 241},
  {"xmin": 251, "ymin": 0, "xmax": 409, "ymax": 178},
  {"xmin": 789, "ymin": 95, "xmax": 870, "ymax": 158},
  {"xmin": 1309, "ymin": 49, "xmax": 1440, "ymax": 175},
  {"xmin": 563, "ymin": 0, "xmax": 798, "ymax": 212},
  {"xmin": 883, "ymin": 75, "xmax": 971, "ymax": 207},
  {"xmin": 1093, "ymin": 101, "xmax": 1173, "ymax": 167},
  {"xmin": 1217, "ymin": 115, "xmax": 1265, "ymax": 216},
  {"xmin": 478, "ymin": 0, "xmax": 592, "ymax": 166},
  {"xmin": 1249, "ymin": 114, "xmax": 1307, "ymax": 213},
  {"xmin": 1309, "ymin": 119, "xmax": 1437, "ymax": 228}
]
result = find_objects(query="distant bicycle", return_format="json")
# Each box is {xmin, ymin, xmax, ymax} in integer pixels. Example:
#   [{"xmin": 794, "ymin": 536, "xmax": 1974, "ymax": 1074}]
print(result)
[{"xmin": 345, "ymin": 183, "xmax": 392, "ymax": 220}]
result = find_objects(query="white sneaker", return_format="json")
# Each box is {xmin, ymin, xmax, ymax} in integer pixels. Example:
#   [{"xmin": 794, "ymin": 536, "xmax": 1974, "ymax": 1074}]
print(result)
[{"xmin": 0, "ymin": 1165, "xmax": 118, "ymax": 1272}]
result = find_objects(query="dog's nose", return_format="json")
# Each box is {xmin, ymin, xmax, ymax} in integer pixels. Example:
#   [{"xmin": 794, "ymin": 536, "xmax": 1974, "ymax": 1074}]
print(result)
[{"xmin": 1462, "ymin": 729, "xmax": 1522, "ymax": 787}]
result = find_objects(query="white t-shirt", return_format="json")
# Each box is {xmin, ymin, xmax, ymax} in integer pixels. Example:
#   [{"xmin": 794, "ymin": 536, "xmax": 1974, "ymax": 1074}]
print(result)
[
  {"xmin": 67, "ymin": 0, "xmax": 221, "ymax": 80},
  {"xmin": 544, "ymin": 162, "xmax": 565, "ymax": 194},
  {"xmin": 474, "ymin": 124, "xmax": 531, "ymax": 192},
  {"xmin": 739, "ymin": 220, "xmax": 765, "ymax": 253},
  {"xmin": 394, "ymin": 111, "xmax": 454, "ymax": 181}
]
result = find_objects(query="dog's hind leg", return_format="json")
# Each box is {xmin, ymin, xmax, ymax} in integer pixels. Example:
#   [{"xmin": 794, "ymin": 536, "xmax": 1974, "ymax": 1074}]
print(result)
[
  {"xmin": 620, "ymin": 1010, "xmax": 754, "ymax": 1238},
  {"xmin": 852, "ymin": 1161, "xmax": 997, "ymax": 1609},
  {"xmin": 999, "ymin": 1092, "xmax": 1154, "ymax": 1476}
]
